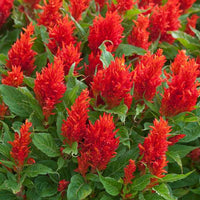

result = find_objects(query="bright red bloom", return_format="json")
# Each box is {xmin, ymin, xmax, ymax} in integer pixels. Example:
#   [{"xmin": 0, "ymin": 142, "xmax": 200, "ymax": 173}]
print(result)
[
  {"xmin": 37, "ymin": 0, "xmax": 62, "ymax": 29},
  {"xmin": 47, "ymin": 15, "xmax": 76, "ymax": 55},
  {"xmin": 133, "ymin": 49, "xmax": 166, "ymax": 101},
  {"xmin": 6, "ymin": 23, "xmax": 37, "ymax": 75},
  {"xmin": 58, "ymin": 179, "xmax": 69, "ymax": 197},
  {"xmin": 149, "ymin": 0, "xmax": 181, "ymax": 43},
  {"xmin": 188, "ymin": 148, "xmax": 200, "ymax": 162},
  {"xmin": 2, "ymin": 66, "xmax": 23, "ymax": 87},
  {"xmin": 185, "ymin": 14, "xmax": 199, "ymax": 36},
  {"xmin": 8, "ymin": 120, "xmax": 33, "ymax": 169},
  {"xmin": 61, "ymin": 89, "xmax": 90, "ymax": 146},
  {"xmin": 160, "ymin": 51, "xmax": 199, "ymax": 117},
  {"xmin": 91, "ymin": 56, "xmax": 133, "ymax": 109},
  {"xmin": 138, "ymin": 0, "xmax": 161, "ymax": 8},
  {"xmin": 69, "ymin": 0, "xmax": 91, "ymax": 21},
  {"xmin": 77, "ymin": 113, "xmax": 119, "ymax": 175},
  {"xmin": 123, "ymin": 159, "xmax": 136, "ymax": 185},
  {"xmin": 168, "ymin": 134, "xmax": 186, "ymax": 146},
  {"xmin": 138, "ymin": 117, "xmax": 171, "ymax": 185},
  {"xmin": 88, "ymin": 11, "xmax": 124, "ymax": 54},
  {"xmin": 0, "ymin": 0, "xmax": 14, "ymax": 29},
  {"xmin": 179, "ymin": 0, "xmax": 197, "ymax": 14},
  {"xmin": 0, "ymin": 102, "xmax": 8, "ymax": 120},
  {"xmin": 76, "ymin": 152, "xmax": 90, "ymax": 177},
  {"xmin": 34, "ymin": 58, "xmax": 66, "ymax": 120},
  {"xmin": 55, "ymin": 43, "xmax": 82, "ymax": 76},
  {"xmin": 128, "ymin": 14, "xmax": 151, "ymax": 50}
]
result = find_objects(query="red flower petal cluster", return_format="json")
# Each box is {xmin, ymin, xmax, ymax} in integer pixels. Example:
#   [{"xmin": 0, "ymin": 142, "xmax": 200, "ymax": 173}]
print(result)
[
  {"xmin": 57, "ymin": 179, "xmax": 69, "ymax": 197},
  {"xmin": 179, "ymin": 0, "xmax": 197, "ymax": 14},
  {"xmin": 34, "ymin": 58, "xmax": 66, "ymax": 120},
  {"xmin": 88, "ymin": 11, "xmax": 124, "ymax": 54},
  {"xmin": 61, "ymin": 89, "xmax": 90, "ymax": 146},
  {"xmin": 188, "ymin": 148, "xmax": 200, "ymax": 162},
  {"xmin": 149, "ymin": 0, "xmax": 181, "ymax": 43},
  {"xmin": 0, "ymin": 102, "xmax": 8, "ymax": 120},
  {"xmin": 160, "ymin": 50, "xmax": 199, "ymax": 117},
  {"xmin": 0, "ymin": 0, "xmax": 14, "ymax": 28},
  {"xmin": 8, "ymin": 120, "xmax": 33, "ymax": 169},
  {"xmin": 95, "ymin": 0, "xmax": 107, "ymax": 9},
  {"xmin": 185, "ymin": 14, "xmax": 199, "ymax": 36},
  {"xmin": 123, "ymin": 159, "xmax": 136, "ymax": 185},
  {"xmin": 69, "ymin": 0, "xmax": 91, "ymax": 21},
  {"xmin": 6, "ymin": 23, "xmax": 37, "ymax": 76},
  {"xmin": 2, "ymin": 66, "xmax": 23, "ymax": 87},
  {"xmin": 37, "ymin": 0, "xmax": 62, "ymax": 29},
  {"xmin": 138, "ymin": 117, "xmax": 171, "ymax": 185},
  {"xmin": 168, "ymin": 134, "xmax": 186, "ymax": 146},
  {"xmin": 91, "ymin": 56, "xmax": 133, "ymax": 109},
  {"xmin": 128, "ymin": 14, "xmax": 151, "ymax": 50},
  {"xmin": 77, "ymin": 113, "xmax": 119, "ymax": 176},
  {"xmin": 138, "ymin": 0, "xmax": 161, "ymax": 8},
  {"xmin": 133, "ymin": 49, "xmax": 166, "ymax": 101},
  {"xmin": 47, "ymin": 15, "xmax": 76, "ymax": 54}
]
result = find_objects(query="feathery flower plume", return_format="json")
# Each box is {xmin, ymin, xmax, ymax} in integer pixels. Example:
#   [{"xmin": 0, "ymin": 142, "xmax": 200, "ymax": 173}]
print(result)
[
  {"xmin": 8, "ymin": 120, "xmax": 34, "ymax": 170},
  {"xmin": 133, "ymin": 49, "xmax": 166, "ymax": 101},
  {"xmin": 160, "ymin": 50, "xmax": 199, "ymax": 117},
  {"xmin": 69, "ymin": 0, "xmax": 91, "ymax": 21},
  {"xmin": 61, "ymin": 89, "xmax": 90, "ymax": 146},
  {"xmin": 179, "ymin": 0, "xmax": 197, "ymax": 14},
  {"xmin": 6, "ymin": 23, "xmax": 37, "ymax": 75},
  {"xmin": 77, "ymin": 113, "xmax": 119, "ymax": 176},
  {"xmin": 138, "ymin": 117, "xmax": 171, "ymax": 186},
  {"xmin": 34, "ymin": 58, "xmax": 66, "ymax": 120},
  {"xmin": 91, "ymin": 56, "xmax": 133, "ymax": 109},
  {"xmin": 48, "ymin": 15, "xmax": 76, "ymax": 54},
  {"xmin": 128, "ymin": 14, "xmax": 151, "ymax": 50},
  {"xmin": 57, "ymin": 179, "xmax": 69, "ymax": 197},
  {"xmin": 168, "ymin": 134, "xmax": 186, "ymax": 146},
  {"xmin": 123, "ymin": 159, "xmax": 136, "ymax": 185},
  {"xmin": 139, "ymin": 0, "xmax": 162, "ymax": 8},
  {"xmin": 0, "ymin": 0, "xmax": 14, "ymax": 28},
  {"xmin": 88, "ymin": 11, "xmax": 124, "ymax": 54},
  {"xmin": 37, "ymin": 0, "xmax": 62, "ymax": 29},
  {"xmin": 2, "ymin": 66, "xmax": 23, "ymax": 87},
  {"xmin": 0, "ymin": 102, "xmax": 8, "ymax": 120},
  {"xmin": 185, "ymin": 14, "xmax": 199, "ymax": 36}
]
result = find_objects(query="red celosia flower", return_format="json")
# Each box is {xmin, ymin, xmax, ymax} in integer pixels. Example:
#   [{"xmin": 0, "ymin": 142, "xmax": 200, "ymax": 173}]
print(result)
[
  {"xmin": 160, "ymin": 51, "xmax": 199, "ymax": 117},
  {"xmin": 2, "ymin": 66, "xmax": 23, "ymax": 87},
  {"xmin": 188, "ymin": 148, "xmax": 200, "ymax": 162},
  {"xmin": 133, "ymin": 49, "xmax": 166, "ymax": 101},
  {"xmin": 61, "ymin": 89, "xmax": 90, "ymax": 146},
  {"xmin": 8, "ymin": 120, "xmax": 34, "ymax": 170},
  {"xmin": 95, "ymin": 0, "xmax": 107, "ymax": 9},
  {"xmin": 47, "ymin": 15, "xmax": 76, "ymax": 54},
  {"xmin": 123, "ymin": 159, "xmax": 136, "ymax": 185},
  {"xmin": 185, "ymin": 14, "xmax": 199, "ymax": 36},
  {"xmin": 34, "ymin": 58, "xmax": 66, "ymax": 120},
  {"xmin": 58, "ymin": 179, "xmax": 69, "ymax": 197},
  {"xmin": 138, "ymin": 117, "xmax": 171, "ymax": 186},
  {"xmin": 168, "ymin": 134, "xmax": 186, "ymax": 146},
  {"xmin": 128, "ymin": 14, "xmax": 151, "ymax": 50},
  {"xmin": 149, "ymin": 0, "xmax": 181, "ymax": 43},
  {"xmin": 0, "ymin": 102, "xmax": 8, "ymax": 120},
  {"xmin": 138, "ymin": 0, "xmax": 162, "ymax": 8},
  {"xmin": 88, "ymin": 11, "xmax": 124, "ymax": 54},
  {"xmin": 77, "ymin": 113, "xmax": 119, "ymax": 176},
  {"xmin": 23, "ymin": 0, "xmax": 40, "ymax": 8},
  {"xmin": 6, "ymin": 23, "xmax": 37, "ymax": 75},
  {"xmin": 37, "ymin": 0, "xmax": 62, "ymax": 29},
  {"xmin": 55, "ymin": 43, "xmax": 82, "ymax": 75},
  {"xmin": 76, "ymin": 152, "xmax": 90, "ymax": 177},
  {"xmin": 91, "ymin": 56, "xmax": 133, "ymax": 109},
  {"xmin": 179, "ymin": 0, "xmax": 197, "ymax": 14},
  {"xmin": 0, "ymin": 0, "xmax": 14, "ymax": 29},
  {"xmin": 69, "ymin": 0, "xmax": 91, "ymax": 21}
]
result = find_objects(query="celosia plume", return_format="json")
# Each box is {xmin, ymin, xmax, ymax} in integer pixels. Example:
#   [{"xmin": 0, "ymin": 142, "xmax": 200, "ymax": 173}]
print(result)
[
  {"xmin": 123, "ymin": 159, "xmax": 136, "ymax": 185},
  {"xmin": 168, "ymin": 134, "xmax": 186, "ymax": 146},
  {"xmin": 34, "ymin": 58, "xmax": 66, "ymax": 120},
  {"xmin": 0, "ymin": 102, "xmax": 8, "ymax": 120},
  {"xmin": 2, "ymin": 66, "xmax": 23, "ymax": 87},
  {"xmin": 185, "ymin": 14, "xmax": 199, "ymax": 36},
  {"xmin": 133, "ymin": 49, "xmax": 166, "ymax": 101},
  {"xmin": 138, "ymin": 0, "xmax": 162, "ymax": 8},
  {"xmin": 57, "ymin": 179, "xmax": 69, "ymax": 197},
  {"xmin": 179, "ymin": 0, "xmax": 197, "ymax": 14},
  {"xmin": 91, "ymin": 56, "xmax": 133, "ymax": 109},
  {"xmin": 6, "ymin": 23, "xmax": 37, "ymax": 75},
  {"xmin": 188, "ymin": 148, "xmax": 200, "ymax": 162},
  {"xmin": 88, "ymin": 11, "xmax": 124, "ymax": 54},
  {"xmin": 61, "ymin": 89, "xmax": 90, "ymax": 146}
]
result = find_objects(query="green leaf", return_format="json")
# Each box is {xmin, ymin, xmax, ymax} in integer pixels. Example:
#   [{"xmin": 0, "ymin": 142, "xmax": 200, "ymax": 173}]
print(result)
[
  {"xmin": 23, "ymin": 76, "xmax": 35, "ymax": 89},
  {"xmin": 166, "ymin": 151, "xmax": 183, "ymax": 172},
  {"xmin": 134, "ymin": 103, "xmax": 145, "ymax": 120},
  {"xmin": 57, "ymin": 157, "xmax": 65, "ymax": 171},
  {"xmin": 32, "ymin": 133, "xmax": 60, "ymax": 157},
  {"xmin": 98, "ymin": 172, "xmax": 122, "ymax": 196},
  {"xmin": 117, "ymin": 127, "xmax": 130, "ymax": 148},
  {"xmin": 0, "ymin": 120, "xmax": 13, "ymax": 143},
  {"xmin": 0, "ymin": 54, "xmax": 7, "ymax": 65},
  {"xmin": 0, "ymin": 160, "xmax": 14, "ymax": 169},
  {"xmin": 0, "ymin": 190, "xmax": 17, "ymax": 200},
  {"xmin": 67, "ymin": 174, "xmax": 92, "ymax": 200},
  {"xmin": 1, "ymin": 179, "xmax": 21, "ymax": 194},
  {"xmin": 62, "ymin": 142, "xmax": 78, "ymax": 156},
  {"xmin": 153, "ymin": 183, "xmax": 176, "ymax": 200}
]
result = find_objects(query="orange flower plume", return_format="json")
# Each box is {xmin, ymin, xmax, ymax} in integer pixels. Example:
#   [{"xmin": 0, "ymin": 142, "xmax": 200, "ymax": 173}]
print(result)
[
  {"xmin": 76, "ymin": 113, "xmax": 119, "ymax": 176},
  {"xmin": 128, "ymin": 14, "xmax": 151, "ymax": 50},
  {"xmin": 61, "ymin": 89, "xmax": 90, "ymax": 146},
  {"xmin": 88, "ymin": 11, "xmax": 124, "ymax": 54},
  {"xmin": 34, "ymin": 58, "xmax": 66, "ymax": 120},
  {"xmin": 47, "ymin": 15, "xmax": 76, "ymax": 55},
  {"xmin": 2, "ymin": 66, "xmax": 23, "ymax": 87},
  {"xmin": 133, "ymin": 49, "xmax": 166, "ymax": 101},
  {"xmin": 179, "ymin": 0, "xmax": 197, "ymax": 14},
  {"xmin": 185, "ymin": 14, "xmax": 199, "ymax": 36},
  {"xmin": 123, "ymin": 159, "xmax": 136, "ymax": 185},
  {"xmin": 160, "ymin": 50, "xmax": 199, "ymax": 117},
  {"xmin": 139, "ymin": 0, "xmax": 161, "ymax": 8},
  {"xmin": 138, "ymin": 117, "xmax": 171, "ymax": 186},
  {"xmin": 6, "ymin": 23, "xmax": 37, "ymax": 76},
  {"xmin": 8, "ymin": 120, "xmax": 34, "ymax": 170},
  {"xmin": 91, "ymin": 56, "xmax": 133, "ymax": 109}
]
